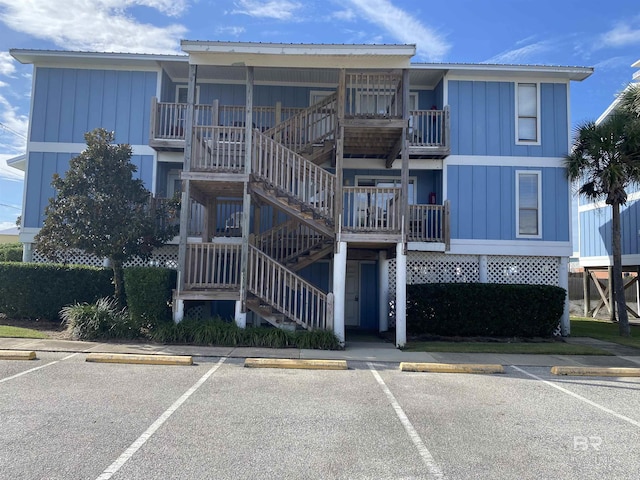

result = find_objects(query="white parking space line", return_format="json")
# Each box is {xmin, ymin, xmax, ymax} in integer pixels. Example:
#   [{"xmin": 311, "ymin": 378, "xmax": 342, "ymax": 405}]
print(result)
[
  {"xmin": 0, "ymin": 352, "xmax": 79, "ymax": 384},
  {"xmin": 367, "ymin": 362, "xmax": 445, "ymax": 480},
  {"xmin": 95, "ymin": 357, "xmax": 226, "ymax": 480},
  {"xmin": 511, "ymin": 366, "xmax": 640, "ymax": 429}
]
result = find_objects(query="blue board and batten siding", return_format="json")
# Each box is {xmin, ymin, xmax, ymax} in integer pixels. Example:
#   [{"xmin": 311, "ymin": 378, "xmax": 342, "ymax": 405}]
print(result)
[
  {"xmin": 448, "ymin": 81, "xmax": 568, "ymax": 157},
  {"xmin": 24, "ymin": 152, "xmax": 154, "ymax": 228},
  {"xmin": 447, "ymin": 166, "xmax": 569, "ymax": 242},
  {"xmin": 580, "ymin": 203, "xmax": 640, "ymax": 258},
  {"xmin": 30, "ymin": 67, "xmax": 157, "ymax": 145}
]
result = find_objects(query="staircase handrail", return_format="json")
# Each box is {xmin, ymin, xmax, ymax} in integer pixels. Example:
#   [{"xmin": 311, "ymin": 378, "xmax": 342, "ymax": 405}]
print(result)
[
  {"xmin": 252, "ymin": 129, "xmax": 335, "ymax": 221},
  {"xmin": 255, "ymin": 220, "xmax": 328, "ymax": 264},
  {"xmin": 263, "ymin": 92, "xmax": 337, "ymax": 153},
  {"xmin": 248, "ymin": 245, "xmax": 329, "ymax": 330}
]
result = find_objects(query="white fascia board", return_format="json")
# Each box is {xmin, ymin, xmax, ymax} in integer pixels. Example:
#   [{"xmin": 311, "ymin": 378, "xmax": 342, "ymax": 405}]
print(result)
[
  {"xmin": 188, "ymin": 52, "xmax": 413, "ymax": 69},
  {"xmin": 424, "ymin": 63, "xmax": 592, "ymax": 82},
  {"xmin": 28, "ymin": 142, "xmax": 155, "ymax": 156},
  {"xmin": 18, "ymin": 228, "xmax": 39, "ymax": 244},
  {"xmin": 182, "ymin": 41, "xmax": 415, "ymax": 57},
  {"xmin": 448, "ymin": 239, "xmax": 573, "ymax": 256},
  {"xmin": 407, "ymin": 242, "xmax": 446, "ymax": 252},
  {"xmin": 446, "ymin": 155, "xmax": 565, "ymax": 168},
  {"xmin": 10, "ymin": 49, "xmax": 186, "ymax": 68},
  {"xmin": 578, "ymin": 191, "xmax": 640, "ymax": 212},
  {"xmin": 345, "ymin": 157, "xmax": 443, "ymax": 170},
  {"xmin": 577, "ymin": 255, "xmax": 640, "ymax": 267}
]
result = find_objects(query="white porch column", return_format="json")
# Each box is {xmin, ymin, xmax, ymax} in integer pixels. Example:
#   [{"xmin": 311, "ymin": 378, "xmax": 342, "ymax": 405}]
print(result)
[
  {"xmin": 235, "ymin": 300, "xmax": 247, "ymax": 329},
  {"xmin": 173, "ymin": 298, "xmax": 184, "ymax": 323},
  {"xmin": 479, "ymin": 255, "xmax": 488, "ymax": 283},
  {"xmin": 22, "ymin": 243, "xmax": 33, "ymax": 263},
  {"xmin": 559, "ymin": 256, "xmax": 569, "ymax": 336},
  {"xmin": 378, "ymin": 250, "xmax": 389, "ymax": 332},
  {"xmin": 395, "ymin": 242, "xmax": 407, "ymax": 348},
  {"xmin": 332, "ymin": 241, "xmax": 347, "ymax": 345}
]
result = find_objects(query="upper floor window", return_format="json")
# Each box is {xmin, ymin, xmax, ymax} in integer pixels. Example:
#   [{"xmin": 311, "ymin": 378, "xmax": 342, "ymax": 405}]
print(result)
[
  {"xmin": 516, "ymin": 83, "xmax": 539, "ymax": 144},
  {"xmin": 516, "ymin": 170, "xmax": 541, "ymax": 238}
]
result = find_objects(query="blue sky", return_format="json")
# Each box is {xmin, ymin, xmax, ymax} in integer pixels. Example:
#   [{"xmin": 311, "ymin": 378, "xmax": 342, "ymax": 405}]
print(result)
[{"xmin": 0, "ymin": 0, "xmax": 639, "ymax": 230}]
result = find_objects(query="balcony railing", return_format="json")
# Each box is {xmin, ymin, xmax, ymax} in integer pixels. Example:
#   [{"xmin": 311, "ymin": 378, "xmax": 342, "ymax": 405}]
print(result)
[
  {"xmin": 185, "ymin": 243, "xmax": 241, "ymax": 290},
  {"xmin": 342, "ymin": 187, "xmax": 402, "ymax": 232},
  {"xmin": 407, "ymin": 202, "xmax": 450, "ymax": 244},
  {"xmin": 345, "ymin": 72, "xmax": 403, "ymax": 119}
]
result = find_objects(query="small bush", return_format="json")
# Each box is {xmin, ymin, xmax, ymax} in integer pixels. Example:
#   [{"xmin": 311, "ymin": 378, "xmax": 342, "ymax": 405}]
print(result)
[
  {"xmin": 123, "ymin": 267, "xmax": 176, "ymax": 327},
  {"xmin": 60, "ymin": 297, "xmax": 138, "ymax": 340},
  {"xmin": 407, "ymin": 283, "xmax": 566, "ymax": 337},
  {"xmin": 0, "ymin": 263, "xmax": 113, "ymax": 320},
  {"xmin": 0, "ymin": 243, "xmax": 22, "ymax": 262},
  {"xmin": 294, "ymin": 329, "xmax": 342, "ymax": 350}
]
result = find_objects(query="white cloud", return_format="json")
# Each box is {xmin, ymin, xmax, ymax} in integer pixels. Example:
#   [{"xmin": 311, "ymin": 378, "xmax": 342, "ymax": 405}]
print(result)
[
  {"xmin": 232, "ymin": 0, "xmax": 302, "ymax": 20},
  {"xmin": 0, "ymin": 0, "xmax": 190, "ymax": 54},
  {"xmin": 216, "ymin": 25, "xmax": 246, "ymax": 36},
  {"xmin": 0, "ymin": 221, "xmax": 19, "ymax": 231},
  {"xmin": 483, "ymin": 41, "xmax": 551, "ymax": 64},
  {"xmin": 332, "ymin": 9, "xmax": 355, "ymax": 22},
  {"xmin": 0, "ymin": 52, "xmax": 16, "ymax": 77},
  {"xmin": 344, "ymin": 0, "xmax": 449, "ymax": 61},
  {"xmin": 601, "ymin": 20, "xmax": 640, "ymax": 48}
]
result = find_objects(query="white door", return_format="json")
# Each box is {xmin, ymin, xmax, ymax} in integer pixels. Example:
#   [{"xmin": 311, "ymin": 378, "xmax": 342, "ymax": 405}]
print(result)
[{"xmin": 345, "ymin": 261, "xmax": 360, "ymax": 327}]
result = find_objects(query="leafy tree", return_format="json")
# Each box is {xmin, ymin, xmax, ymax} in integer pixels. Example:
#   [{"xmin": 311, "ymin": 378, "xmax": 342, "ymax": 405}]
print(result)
[
  {"xmin": 566, "ymin": 113, "xmax": 640, "ymax": 336},
  {"xmin": 36, "ymin": 128, "xmax": 175, "ymax": 304}
]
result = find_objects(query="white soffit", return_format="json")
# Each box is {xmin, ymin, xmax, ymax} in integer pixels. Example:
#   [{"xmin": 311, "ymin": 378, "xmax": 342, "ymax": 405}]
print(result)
[{"xmin": 181, "ymin": 41, "xmax": 416, "ymax": 69}]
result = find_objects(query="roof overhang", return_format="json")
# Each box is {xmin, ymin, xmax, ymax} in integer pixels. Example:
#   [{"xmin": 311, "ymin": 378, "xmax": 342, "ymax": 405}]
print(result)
[
  {"xmin": 181, "ymin": 41, "xmax": 416, "ymax": 69},
  {"xmin": 10, "ymin": 49, "xmax": 187, "ymax": 68},
  {"xmin": 6, "ymin": 154, "xmax": 25, "ymax": 172},
  {"xmin": 411, "ymin": 63, "xmax": 593, "ymax": 81}
]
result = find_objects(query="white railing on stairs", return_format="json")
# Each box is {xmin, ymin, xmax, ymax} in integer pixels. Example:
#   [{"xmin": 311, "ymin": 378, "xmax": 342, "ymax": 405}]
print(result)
[
  {"xmin": 191, "ymin": 125, "xmax": 246, "ymax": 172},
  {"xmin": 185, "ymin": 243, "xmax": 241, "ymax": 289},
  {"xmin": 248, "ymin": 245, "xmax": 330, "ymax": 330},
  {"xmin": 252, "ymin": 130, "xmax": 335, "ymax": 220}
]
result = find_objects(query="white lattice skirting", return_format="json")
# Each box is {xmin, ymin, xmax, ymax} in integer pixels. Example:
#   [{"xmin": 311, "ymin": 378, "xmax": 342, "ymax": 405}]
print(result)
[
  {"xmin": 388, "ymin": 252, "xmax": 561, "ymax": 327},
  {"xmin": 32, "ymin": 245, "xmax": 179, "ymax": 269}
]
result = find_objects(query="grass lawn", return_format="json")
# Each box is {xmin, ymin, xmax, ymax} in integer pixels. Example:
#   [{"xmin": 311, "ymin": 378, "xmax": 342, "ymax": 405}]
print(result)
[
  {"xmin": 0, "ymin": 325, "xmax": 49, "ymax": 339},
  {"xmin": 402, "ymin": 341, "xmax": 611, "ymax": 355},
  {"xmin": 570, "ymin": 317, "xmax": 640, "ymax": 349}
]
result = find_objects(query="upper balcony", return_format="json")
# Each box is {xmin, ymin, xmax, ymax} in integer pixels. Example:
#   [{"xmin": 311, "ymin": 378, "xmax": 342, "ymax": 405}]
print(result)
[{"xmin": 148, "ymin": 98, "xmax": 450, "ymax": 160}]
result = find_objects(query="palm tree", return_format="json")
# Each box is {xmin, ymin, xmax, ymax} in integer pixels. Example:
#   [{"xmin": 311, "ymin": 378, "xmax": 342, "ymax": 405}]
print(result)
[{"xmin": 566, "ymin": 112, "xmax": 640, "ymax": 336}]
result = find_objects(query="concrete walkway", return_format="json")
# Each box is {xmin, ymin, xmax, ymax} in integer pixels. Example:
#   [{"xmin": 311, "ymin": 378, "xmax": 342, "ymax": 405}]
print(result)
[{"xmin": 1, "ymin": 336, "xmax": 640, "ymax": 368}]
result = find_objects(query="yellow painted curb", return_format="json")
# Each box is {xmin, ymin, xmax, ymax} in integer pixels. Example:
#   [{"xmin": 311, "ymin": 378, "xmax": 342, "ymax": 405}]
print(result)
[
  {"xmin": 244, "ymin": 358, "xmax": 348, "ymax": 370},
  {"xmin": 0, "ymin": 350, "xmax": 37, "ymax": 360},
  {"xmin": 551, "ymin": 366, "xmax": 640, "ymax": 377},
  {"xmin": 85, "ymin": 353, "xmax": 193, "ymax": 366},
  {"xmin": 400, "ymin": 362, "xmax": 504, "ymax": 374}
]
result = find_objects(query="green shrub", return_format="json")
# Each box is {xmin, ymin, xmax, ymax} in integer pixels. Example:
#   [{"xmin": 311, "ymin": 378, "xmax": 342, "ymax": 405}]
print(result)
[
  {"xmin": 407, "ymin": 283, "xmax": 566, "ymax": 337},
  {"xmin": 60, "ymin": 297, "xmax": 138, "ymax": 340},
  {"xmin": 149, "ymin": 316, "xmax": 340, "ymax": 349},
  {"xmin": 123, "ymin": 267, "xmax": 176, "ymax": 327},
  {"xmin": 0, "ymin": 263, "xmax": 113, "ymax": 320},
  {"xmin": 0, "ymin": 243, "xmax": 22, "ymax": 262}
]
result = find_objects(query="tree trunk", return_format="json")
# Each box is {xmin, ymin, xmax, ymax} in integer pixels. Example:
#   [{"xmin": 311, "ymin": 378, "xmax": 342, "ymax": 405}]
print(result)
[
  {"xmin": 111, "ymin": 258, "xmax": 125, "ymax": 307},
  {"xmin": 612, "ymin": 202, "xmax": 631, "ymax": 336}
]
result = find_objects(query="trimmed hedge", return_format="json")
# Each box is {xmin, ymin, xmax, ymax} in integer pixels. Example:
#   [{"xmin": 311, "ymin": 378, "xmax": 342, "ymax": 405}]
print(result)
[
  {"xmin": 123, "ymin": 267, "xmax": 176, "ymax": 326},
  {"xmin": 0, "ymin": 243, "xmax": 22, "ymax": 262},
  {"xmin": 407, "ymin": 283, "xmax": 566, "ymax": 337},
  {"xmin": 0, "ymin": 262, "xmax": 113, "ymax": 320}
]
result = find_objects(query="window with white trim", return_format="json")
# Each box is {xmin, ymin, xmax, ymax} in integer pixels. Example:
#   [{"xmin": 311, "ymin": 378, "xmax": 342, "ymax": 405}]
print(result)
[
  {"xmin": 516, "ymin": 83, "xmax": 539, "ymax": 143},
  {"xmin": 516, "ymin": 170, "xmax": 541, "ymax": 238}
]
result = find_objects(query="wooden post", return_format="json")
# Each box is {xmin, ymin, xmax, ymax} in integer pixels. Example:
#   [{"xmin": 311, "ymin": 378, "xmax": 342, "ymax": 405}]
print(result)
[
  {"xmin": 238, "ymin": 66, "xmax": 254, "ymax": 322},
  {"xmin": 149, "ymin": 96, "xmax": 158, "ymax": 140},
  {"xmin": 212, "ymin": 99, "xmax": 219, "ymax": 126},
  {"xmin": 177, "ymin": 64, "xmax": 197, "ymax": 294},
  {"xmin": 253, "ymin": 204, "xmax": 261, "ymax": 236},
  {"xmin": 583, "ymin": 267, "xmax": 590, "ymax": 317},
  {"xmin": 275, "ymin": 101, "xmax": 282, "ymax": 125},
  {"xmin": 335, "ymin": 69, "xmax": 346, "ymax": 235}
]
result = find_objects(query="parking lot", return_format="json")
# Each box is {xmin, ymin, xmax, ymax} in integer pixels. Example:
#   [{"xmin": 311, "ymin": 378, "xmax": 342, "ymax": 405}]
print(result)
[{"xmin": 1, "ymin": 352, "xmax": 639, "ymax": 480}]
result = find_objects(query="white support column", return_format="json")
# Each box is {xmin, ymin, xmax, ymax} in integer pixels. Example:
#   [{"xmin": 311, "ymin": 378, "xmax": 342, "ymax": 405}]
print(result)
[
  {"xmin": 395, "ymin": 242, "xmax": 407, "ymax": 348},
  {"xmin": 559, "ymin": 256, "xmax": 569, "ymax": 336},
  {"xmin": 332, "ymin": 241, "xmax": 347, "ymax": 345},
  {"xmin": 378, "ymin": 250, "xmax": 389, "ymax": 332},
  {"xmin": 235, "ymin": 300, "xmax": 247, "ymax": 328},
  {"xmin": 479, "ymin": 255, "xmax": 488, "ymax": 283},
  {"xmin": 173, "ymin": 299, "xmax": 184, "ymax": 323},
  {"xmin": 22, "ymin": 243, "xmax": 33, "ymax": 263}
]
